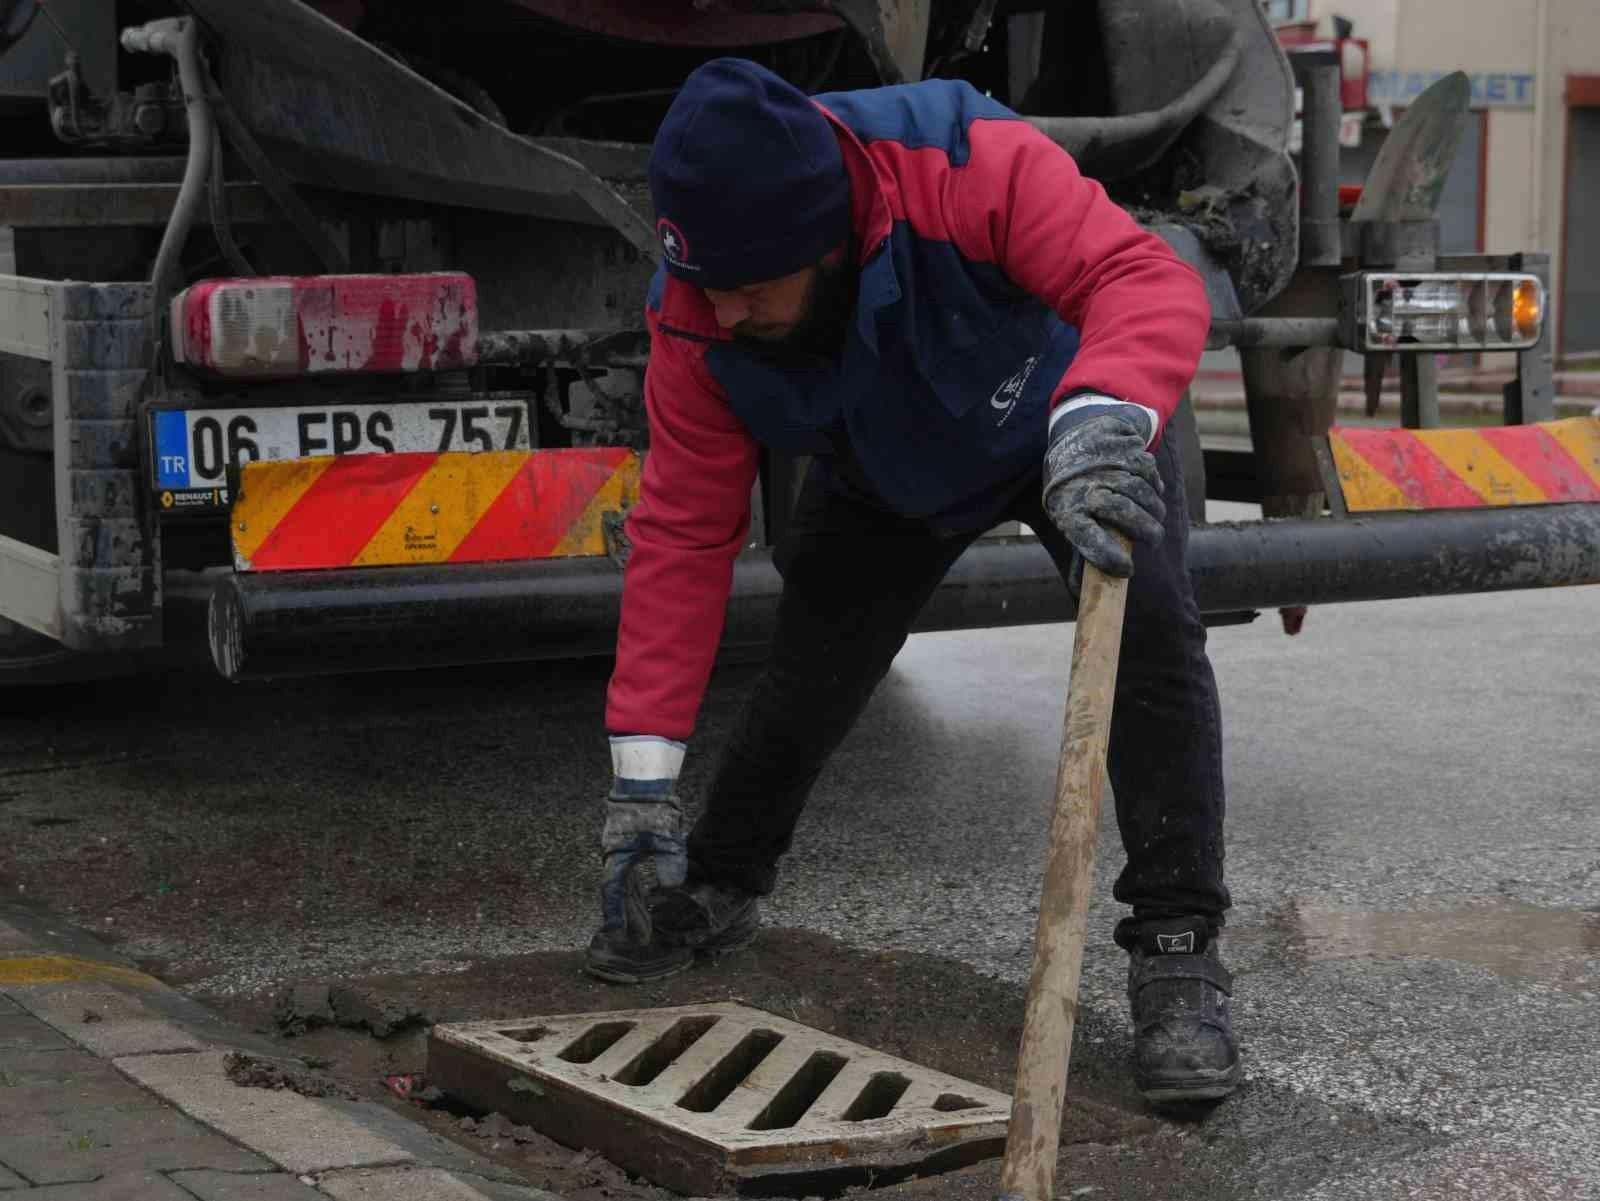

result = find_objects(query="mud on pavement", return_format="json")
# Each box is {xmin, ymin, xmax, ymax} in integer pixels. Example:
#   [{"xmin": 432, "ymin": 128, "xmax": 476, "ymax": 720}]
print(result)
[
  {"xmin": 196, "ymin": 927, "xmax": 1433, "ymax": 1201},
  {"xmin": 205, "ymin": 928, "xmax": 1147, "ymax": 1201},
  {"xmin": 0, "ymin": 663, "xmax": 1489, "ymax": 1198},
  {"xmin": 223, "ymin": 1049, "xmax": 361, "ymax": 1100}
]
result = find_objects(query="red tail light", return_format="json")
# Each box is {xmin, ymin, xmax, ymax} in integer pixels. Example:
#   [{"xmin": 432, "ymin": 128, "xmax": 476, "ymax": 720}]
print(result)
[{"xmin": 172, "ymin": 273, "xmax": 478, "ymax": 378}]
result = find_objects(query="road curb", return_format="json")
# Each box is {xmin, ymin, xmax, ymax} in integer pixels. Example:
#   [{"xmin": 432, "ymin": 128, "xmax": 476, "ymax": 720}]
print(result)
[{"xmin": 0, "ymin": 901, "xmax": 562, "ymax": 1201}]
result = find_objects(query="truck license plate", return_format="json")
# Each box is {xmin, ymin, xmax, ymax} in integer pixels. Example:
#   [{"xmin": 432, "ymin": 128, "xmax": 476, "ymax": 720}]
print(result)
[{"xmin": 150, "ymin": 398, "xmax": 532, "ymax": 510}]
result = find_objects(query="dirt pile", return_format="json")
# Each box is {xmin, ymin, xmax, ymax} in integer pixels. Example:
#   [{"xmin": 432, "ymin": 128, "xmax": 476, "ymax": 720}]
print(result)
[
  {"xmin": 273, "ymin": 982, "xmax": 432, "ymax": 1038},
  {"xmin": 224, "ymin": 1051, "xmax": 360, "ymax": 1100},
  {"xmin": 457, "ymin": 1112, "xmax": 539, "ymax": 1144}
]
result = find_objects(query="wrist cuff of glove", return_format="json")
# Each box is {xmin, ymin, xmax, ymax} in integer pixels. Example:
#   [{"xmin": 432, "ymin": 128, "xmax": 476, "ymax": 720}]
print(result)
[
  {"xmin": 609, "ymin": 735, "xmax": 685, "ymax": 799},
  {"xmin": 602, "ymin": 797, "xmax": 684, "ymax": 853},
  {"xmin": 1048, "ymin": 393, "xmax": 1159, "ymax": 448}
]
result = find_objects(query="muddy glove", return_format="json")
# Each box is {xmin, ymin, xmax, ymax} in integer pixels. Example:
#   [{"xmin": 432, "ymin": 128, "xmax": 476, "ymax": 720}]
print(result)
[
  {"xmin": 1042, "ymin": 399, "xmax": 1166, "ymax": 578},
  {"xmin": 599, "ymin": 736, "xmax": 688, "ymax": 944}
]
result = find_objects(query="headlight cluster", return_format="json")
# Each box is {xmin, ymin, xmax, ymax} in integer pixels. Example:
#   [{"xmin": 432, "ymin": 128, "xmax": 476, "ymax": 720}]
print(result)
[{"xmin": 1343, "ymin": 273, "xmax": 1544, "ymax": 351}]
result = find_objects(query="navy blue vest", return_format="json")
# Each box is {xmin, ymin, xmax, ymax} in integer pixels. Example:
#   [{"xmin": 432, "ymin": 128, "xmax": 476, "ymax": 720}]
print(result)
[
  {"xmin": 653, "ymin": 80, "xmax": 1082, "ymax": 533},
  {"xmin": 695, "ymin": 230, "xmax": 1079, "ymax": 533}
]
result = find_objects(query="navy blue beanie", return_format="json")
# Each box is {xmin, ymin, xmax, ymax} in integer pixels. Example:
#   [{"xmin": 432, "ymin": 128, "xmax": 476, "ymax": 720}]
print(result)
[{"xmin": 649, "ymin": 58, "xmax": 850, "ymax": 290}]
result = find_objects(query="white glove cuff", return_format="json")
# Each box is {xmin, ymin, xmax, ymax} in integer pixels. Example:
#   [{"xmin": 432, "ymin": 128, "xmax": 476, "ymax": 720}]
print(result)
[
  {"xmin": 610, "ymin": 735, "xmax": 686, "ymax": 781},
  {"xmin": 1048, "ymin": 394, "xmax": 1160, "ymax": 448}
]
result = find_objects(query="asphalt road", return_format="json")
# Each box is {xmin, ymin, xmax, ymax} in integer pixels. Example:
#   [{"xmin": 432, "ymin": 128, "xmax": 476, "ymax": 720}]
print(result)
[{"xmin": 1, "ymin": 506, "xmax": 1596, "ymax": 1199}]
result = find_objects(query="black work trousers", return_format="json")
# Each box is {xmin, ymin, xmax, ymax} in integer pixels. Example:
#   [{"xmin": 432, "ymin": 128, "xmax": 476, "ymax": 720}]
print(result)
[{"xmin": 687, "ymin": 432, "xmax": 1231, "ymax": 941}]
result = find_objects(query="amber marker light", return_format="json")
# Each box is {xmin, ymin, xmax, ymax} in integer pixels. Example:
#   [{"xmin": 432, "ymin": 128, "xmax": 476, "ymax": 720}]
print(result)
[{"xmin": 1512, "ymin": 279, "xmax": 1543, "ymax": 344}]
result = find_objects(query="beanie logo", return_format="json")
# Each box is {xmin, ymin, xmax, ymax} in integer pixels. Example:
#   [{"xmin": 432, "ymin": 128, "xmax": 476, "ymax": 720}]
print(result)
[{"xmin": 656, "ymin": 218, "xmax": 696, "ymax": 272}]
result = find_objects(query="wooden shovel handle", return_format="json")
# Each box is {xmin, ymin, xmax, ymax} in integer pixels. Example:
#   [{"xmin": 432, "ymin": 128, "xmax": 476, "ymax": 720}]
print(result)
[{"xmin": 998, "ymin": 554, "xmax": 1130, "ymax": 1201}]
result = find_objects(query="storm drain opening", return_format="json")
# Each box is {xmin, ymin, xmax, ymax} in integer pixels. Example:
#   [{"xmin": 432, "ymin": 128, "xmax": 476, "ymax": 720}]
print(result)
[
  {"xmin": 840, "ymin": 1071, "xmax": 911, "ymax": 1121},
  {"xmin": 747, "ymin": 1050, "xmax": 847, "ymax": 1130},
  {"xmin": 614, "ymin": 1015, "xmax": 720, "ymax": 1087},
  {"xmin": 497, "ymin": 1025, "xmax": 550, "ymax": 1044},
  {"xmin": 429, "ymin": 1002, "xmax": 1013, "ymax": 1196},
  {"xmin": 677, "ymin": 1028, "xmax": 783, "ymax": 1112},
  {"xmin": 558, "ymin": 1020, "xmax": 635, "ymax": 1064}
]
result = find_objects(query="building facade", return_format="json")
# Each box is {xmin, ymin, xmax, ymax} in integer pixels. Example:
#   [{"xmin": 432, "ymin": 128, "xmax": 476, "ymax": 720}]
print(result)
[{"xmin": 1273, "ymin": 0, "xmax": 1600, "ymax": 355}]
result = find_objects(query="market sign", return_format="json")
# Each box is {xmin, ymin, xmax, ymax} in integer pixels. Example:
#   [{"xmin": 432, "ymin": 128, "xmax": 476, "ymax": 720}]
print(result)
[{"xmin": 1368, "ymin": 70, "xmax": 1536, "ymax": 109}]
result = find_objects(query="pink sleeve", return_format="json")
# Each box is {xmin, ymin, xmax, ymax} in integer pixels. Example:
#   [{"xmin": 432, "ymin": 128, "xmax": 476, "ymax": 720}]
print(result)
[
  {"xmin": 605, "ymin": 323, "xmax": 759, "ymax": 740},
  {"xmin": 952, "ymin": 118, "xmax": 1211, "ymax": 436}
]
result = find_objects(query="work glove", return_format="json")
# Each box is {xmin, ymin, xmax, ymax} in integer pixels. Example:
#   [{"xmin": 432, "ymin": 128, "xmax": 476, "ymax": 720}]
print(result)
[
  {"xmin": 1042, "ymin": 401, "xmax": 1166, "ymax": 578},
  {"xmin": 599, "ymin": 735, "xmax": 689, "ymax": 944}
]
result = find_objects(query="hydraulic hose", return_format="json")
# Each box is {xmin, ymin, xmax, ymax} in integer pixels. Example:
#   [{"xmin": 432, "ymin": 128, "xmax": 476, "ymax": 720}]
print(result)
[
  {"xmin": 1024, "ymin": 22, "xmax": 1241, "ymax": 181},
  {"xmin": 122, "ymin": 18, "xmax": 213, "ymax": 305}
]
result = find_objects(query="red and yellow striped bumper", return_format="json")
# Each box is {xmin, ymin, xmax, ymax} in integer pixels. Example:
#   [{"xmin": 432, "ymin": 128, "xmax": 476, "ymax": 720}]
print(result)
[
  {"xmin": 231, "ymin": 449, "xmax": 640, "ymax": 571},
  {"xmin": 1326, "ymin": 417, "xmax": 1600, "ymax": 512}
]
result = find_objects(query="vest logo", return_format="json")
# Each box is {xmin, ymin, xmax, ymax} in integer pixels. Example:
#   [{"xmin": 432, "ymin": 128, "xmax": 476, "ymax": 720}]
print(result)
[
  {"xmin": 990, "ymin": 355, "xmax": 1039, "ymax": 426},
  {"xmin": 657, "ymin": 218, "xmax": 696, "ymax": 272},
  {"xmin": 1156, "ymin": 931, "xmax": 1197, "ymax": 954}
]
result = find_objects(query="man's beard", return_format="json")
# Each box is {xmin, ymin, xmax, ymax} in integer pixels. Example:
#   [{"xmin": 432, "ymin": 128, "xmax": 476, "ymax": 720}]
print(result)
[{"xmin": 734, "ymin": 254, "xmax": 858, "ymax": 359}]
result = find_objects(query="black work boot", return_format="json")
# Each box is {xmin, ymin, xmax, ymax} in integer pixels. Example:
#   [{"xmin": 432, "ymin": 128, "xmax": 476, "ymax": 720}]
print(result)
[
  {"xmin": 585, "ymin": 927, "xmax": 692, "ymax": 985},
  {"xmin": 584, "ymin": 859, "xmax": 693, "ymax": 985},
  {"xmin": 651, "ymin": 878, "xmax": 761, "ymax": 958},
  {"xmin": 1125, "ymin": 917, "xmax": 1241, "ymax": 1105}
]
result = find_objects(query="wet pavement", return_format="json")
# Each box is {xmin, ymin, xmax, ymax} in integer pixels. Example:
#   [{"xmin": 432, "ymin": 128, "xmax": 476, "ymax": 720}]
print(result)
[
  {"xmin": 0, "ymin": 508, "xmax": 1596, "ymax": 1199},
  {"xmin": 773, "ymin": 578, "xmax": 1599, "ymax": 1199}
]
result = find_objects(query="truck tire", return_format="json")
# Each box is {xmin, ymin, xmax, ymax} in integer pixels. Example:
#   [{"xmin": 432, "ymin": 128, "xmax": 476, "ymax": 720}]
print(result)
[
  {"xmin": 0, "ymin": 619, "xmax": 77, "ymax": 683},
  {"xmin": 0, "ymin": 354, "xmax": 51, "ymax": 456}
]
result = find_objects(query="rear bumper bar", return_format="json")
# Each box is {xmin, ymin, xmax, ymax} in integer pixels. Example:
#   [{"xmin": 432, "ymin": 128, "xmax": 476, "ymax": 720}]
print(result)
[
  {"xmin": 207, "ymin": 539, "xmax": 1075, "ymax": 681},
  {"xmin": 208, "ymin": 504, "xmax": 1600, "ymax": 681}
]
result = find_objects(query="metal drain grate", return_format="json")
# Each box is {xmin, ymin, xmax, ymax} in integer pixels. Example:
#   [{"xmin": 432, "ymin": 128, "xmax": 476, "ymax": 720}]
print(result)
[{"xmin": 428, "ymin": 1001, "xmax": 1011, "ymax": 1194}]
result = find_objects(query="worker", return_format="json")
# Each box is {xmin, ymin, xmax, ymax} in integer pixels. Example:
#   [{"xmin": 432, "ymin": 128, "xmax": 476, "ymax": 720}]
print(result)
[{"xmin": 587, "ymin": 58, "xmax": 1238, "ymax": 1105}]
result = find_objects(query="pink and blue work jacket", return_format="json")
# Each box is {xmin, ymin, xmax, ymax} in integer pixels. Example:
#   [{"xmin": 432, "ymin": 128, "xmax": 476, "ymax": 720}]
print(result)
[{"xmin": 608, "ymin": 80, "xmax": 1211, "ymax": 739}]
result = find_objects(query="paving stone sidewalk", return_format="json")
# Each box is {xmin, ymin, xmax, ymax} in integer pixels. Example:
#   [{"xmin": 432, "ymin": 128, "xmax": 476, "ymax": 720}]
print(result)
[{"xmin": 0, "ymin": 904, "xmax": 557, "ymax": 1201}]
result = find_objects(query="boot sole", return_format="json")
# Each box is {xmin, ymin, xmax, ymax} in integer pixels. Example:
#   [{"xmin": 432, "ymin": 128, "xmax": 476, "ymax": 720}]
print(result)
[
  {"xmin": 583, "ymin": 955, "xmax": 693, "ymax": 985},
  {"xmin": 583, "ymin": 925, "xmax": 758, "ymax": 985},
  {"xmin": 1137, "ymin": 1062, "xmax": 1242, "ymax": 1105}
]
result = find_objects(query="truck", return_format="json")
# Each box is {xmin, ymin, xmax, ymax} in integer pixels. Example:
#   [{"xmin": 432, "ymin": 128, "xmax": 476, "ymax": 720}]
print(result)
[{"xmin": 0, "ymin": 0, "xmax": 1595, "ymax": 684}]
